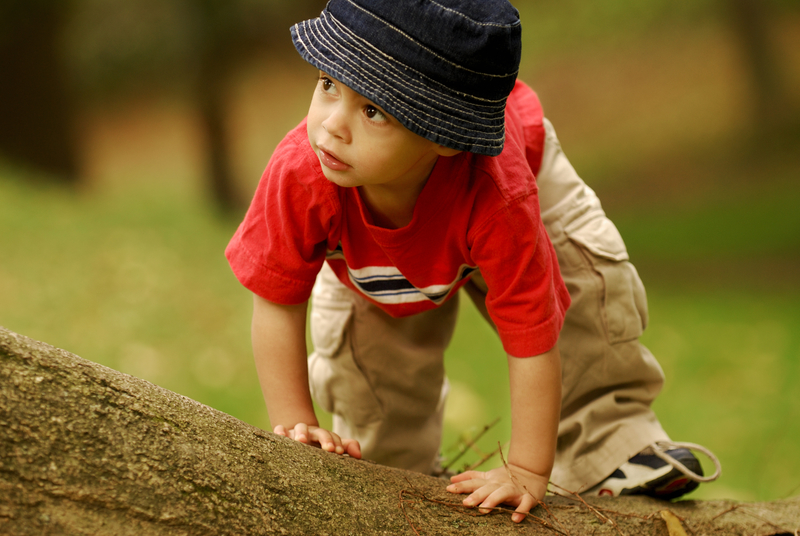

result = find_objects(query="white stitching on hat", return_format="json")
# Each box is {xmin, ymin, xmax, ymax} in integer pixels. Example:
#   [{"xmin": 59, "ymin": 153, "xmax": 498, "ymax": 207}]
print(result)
[
  {"xmin": 427, "ymin": 0, "xmax": 521, "ymax": 29},
  {"xmin": 345, "ymin": 0, "xmax": 518, "ymax": 79},
  {"xmin": 306, "ymin": 22, "xmax": 492, "ymax": 129},
  {"xmin": 328, "ymin": 14, "xmax": 507, "ymax": 109},
  {"xmin": 326, "ymin": 13, "xmax": 507, "ymax": 114},
  {"xmin": 295, "ymin": 18, "xmax": 509, "ymax": 151},
  {"xmin": 309, "ymin": 18, "xmax": 503, "ymax": 134},
  {"xmin": 297, "ymin": 20, "xmax": 505, "ymax": 150},
  {"xmin": 313, "ymin": 16, "xmax": 500, "ymax": 120}
]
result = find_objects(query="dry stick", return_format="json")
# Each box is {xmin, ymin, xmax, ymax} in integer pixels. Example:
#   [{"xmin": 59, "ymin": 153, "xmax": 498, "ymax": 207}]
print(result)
[
  {"xmin": 400, "ymin": 488, "xmax": 562, "ymax": 532},
  {"xmin": 441, "ymin": 417, "xmax": 501, "ymax": 473},
  {"xmin": 711, "ymin": 504, "xmax": 742, "ymax": 521},
  {"xmin": 399, "ymin": 489, "xmax": 423, "ymax": 536},
  {"xmin": 550, "ymin": 485, "xmax": 705, "ymax": 536},
  {"xmin": 548, "ymin": 481, "xmax": 611, "ymax": 524},
  {"xmin": 711, "ymin": 503, "xmax": 788, "ymax": 532},
  {"xmin": 399, "ymin": 477, "xmax": 425, "ymax": 535},
  {"xmin": 398, "ymin": 474, "xmax": 565, "ymax": 535},
  {"xmin": 737, "ymin": 508, "xmax": 791, "ymax": 533},
  {"xmin": 547, "ymin": 481, "xmax": 628, "ymax": 536},
  {"xmin": 462, "ymin": 442, "xmax": 503, "ymax": 472},
  {"xmin": 497, "ymin": 444, "xmax": 570, "ymax": 536}
]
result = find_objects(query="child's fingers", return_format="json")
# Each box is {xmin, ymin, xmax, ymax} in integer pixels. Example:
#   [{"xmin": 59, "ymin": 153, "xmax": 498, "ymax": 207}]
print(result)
[
  {"xmin": 274, "ymin": 424, "xmax": 361, "ymax": 459},
  {"xmin": 314, "ymin": 430, "xmax": 362, "ymax": 457},
  {"xmin": 512, "ymin": 494, "xmax": 537, "ymax": 523},
  {"xmin": 474, "ymin": 484, "xmax": 524, "ymax": 515},
  {"xmin": 460, "ymin": 482, "xmax": 503, "ymax": 511},
  {"xmin": 342, "ymin": 438, "xmax": 362, "ymax": 459},
  {"xmin": 448, "ymin": 466, "xmax": 541, "ymax": 522},
  {"xmin": 446, "ymin": 475, "xmax": 486, "ymax": 494},
  {"xmin": 308, "ymin": 426, "xmax": 339, "ymax": 453},
  {"xmin": 449, "ymin": 470, "xmax": 486, "ymax": 484},
  {"xmin": 447, "ymin": 479, "xmax": 494, "ymax": 507},
  {"xmin": 292, "ymin": 422, "xmax": 310, "ymax": 443}
]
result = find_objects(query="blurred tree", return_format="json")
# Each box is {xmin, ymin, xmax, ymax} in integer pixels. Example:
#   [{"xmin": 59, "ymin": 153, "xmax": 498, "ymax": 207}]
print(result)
[
  {"xmin": 64, "ymin": 0, "xmax": 324, "ymax": 214},
  {"xmin": 725, "ymin": 0, "xmax": 787, "ymax": 131},
  {"xmin": 191, "ymin": 1, "xmax": 244, "ymax": 215},
  {"xmin": 185, "ymin": 0, "xmax": 324, "ymax": 214},
  {"xmin": 0, "ymin": 0, "xmax": 79, "ymax": 182},
  {"xmin": 1, "ymin": 0, "xmax": 323, "ymax": 212}
]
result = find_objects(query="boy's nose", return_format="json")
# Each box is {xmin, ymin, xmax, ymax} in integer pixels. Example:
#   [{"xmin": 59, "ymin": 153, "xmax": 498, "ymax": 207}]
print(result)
[{"xmin": 321, "ymin": 106, "xmax": 351, "ymax": 143}]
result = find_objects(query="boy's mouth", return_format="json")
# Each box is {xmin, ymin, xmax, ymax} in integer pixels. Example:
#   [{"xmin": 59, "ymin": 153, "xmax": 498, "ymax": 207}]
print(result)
[{"xmin": 318, "ymin": 147, "xmax": 350, "ymax": 171}]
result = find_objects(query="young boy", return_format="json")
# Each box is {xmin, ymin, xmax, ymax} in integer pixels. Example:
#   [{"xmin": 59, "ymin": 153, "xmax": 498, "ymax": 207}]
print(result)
[{"xmin": 226, "ymin": 0, "xmax": 720, "ymax": 522}]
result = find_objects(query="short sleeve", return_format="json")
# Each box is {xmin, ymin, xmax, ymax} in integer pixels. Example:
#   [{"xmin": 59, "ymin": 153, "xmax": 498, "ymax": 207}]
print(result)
[
  {"xmin": 225, "ymin": 122, "xmax": 341, "ymax": 305},
  {"xmin": 470, "ymin": 196, "xmax": 570, "ymax": 357}
]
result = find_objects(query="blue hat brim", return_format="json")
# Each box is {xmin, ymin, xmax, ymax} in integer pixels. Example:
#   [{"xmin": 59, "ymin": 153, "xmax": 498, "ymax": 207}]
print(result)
[{"xmin": 291, "ymin": 8, "xmax": 516, "ymax": 156}]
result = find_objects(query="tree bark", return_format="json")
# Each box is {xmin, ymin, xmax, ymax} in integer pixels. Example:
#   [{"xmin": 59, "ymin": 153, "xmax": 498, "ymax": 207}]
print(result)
[
  {"xmin": 725, "ymin": 0, "xmax": 786, "ymax": 131},
  {"xmin": 0, "ymin": 1, "xmax": 79, "ymax": 181},
  {"xmin": 1, "ymin": 326, "xmax": 798, "ymax": 535}
]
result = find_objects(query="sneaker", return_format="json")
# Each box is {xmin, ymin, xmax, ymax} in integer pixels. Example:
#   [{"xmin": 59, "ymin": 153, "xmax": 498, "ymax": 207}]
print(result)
[{"xmin": 584, "ymin": 441, "xmax": 722, "ymax": 500}]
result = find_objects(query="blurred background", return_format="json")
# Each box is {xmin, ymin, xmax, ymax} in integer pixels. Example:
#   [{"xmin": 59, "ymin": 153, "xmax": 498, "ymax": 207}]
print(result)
[{"xmin": 1, "ymin": 0, "xmax": 798, "ymax": 502}]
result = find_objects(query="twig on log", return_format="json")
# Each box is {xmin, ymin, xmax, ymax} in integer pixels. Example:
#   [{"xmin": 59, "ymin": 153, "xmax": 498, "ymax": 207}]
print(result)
[
  {"xmin": 441, "ymin": 417, "xmax": 500, "ymax": 473},
  {"xmin": 712, "ymin": 504, "xmax": 742, "ymax": 520},
  {"xmin": 461, "ymin": 442, "xmax": 503, "ymax": 472},
  {"xmin": 399, "ymin": 489, "xmax": 424, "ymax": 536},
  {"xmin": 497, "ymin": 443, "xmax": 569, "ymax": 535},
  {"xmin": 738, "ymin": 508, "xmax": 792, "ymax": 533},
  {"xmin": 399, "ymin": 475, "xmax": 566, "ymax": 535},
  {"xmin": 711, "ymin": 502, "xmax": 790, "ymax": 533},
  {"xmin": 548, "ymin": 481, "xmax": 627, "ymax": 536}
]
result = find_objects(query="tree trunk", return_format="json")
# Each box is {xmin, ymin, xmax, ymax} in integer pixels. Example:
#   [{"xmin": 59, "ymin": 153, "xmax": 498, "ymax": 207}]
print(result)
[
  {"xmin": 195, "ymin": 51, "xmax": 244, "ymax": 217},
  {"xmin": 1, "ymin": 326, "xmax": 798, "ymax": 535},
  {"xmin": 725, "ymin": 0, "xmax": 786, "ymax": 131},
  {"xmin": 0, "ymin": 2, "xmax": 79, "ymax": 181}
]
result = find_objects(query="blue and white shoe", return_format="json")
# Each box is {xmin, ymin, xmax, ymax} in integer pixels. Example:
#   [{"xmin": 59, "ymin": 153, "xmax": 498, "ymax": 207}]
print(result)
[{"xmin": 585, "ymin": 441, "xmax": 722, "ymax": 500}]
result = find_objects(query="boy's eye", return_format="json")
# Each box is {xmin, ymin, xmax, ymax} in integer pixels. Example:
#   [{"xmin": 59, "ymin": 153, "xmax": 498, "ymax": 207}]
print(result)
[
  {"xmin": 320, "ymin": 76, "xmax": 336, "ymax": 94},
  {"xmin": 365, "ymin": 105, "xmax": 387, "ymax": 122}
]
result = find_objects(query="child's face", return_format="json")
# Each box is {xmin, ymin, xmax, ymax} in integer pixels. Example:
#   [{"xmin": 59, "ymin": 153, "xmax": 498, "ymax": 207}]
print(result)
[{"xmin": 307, "ymin": 72, "xmax": 453, "ymax": 192}]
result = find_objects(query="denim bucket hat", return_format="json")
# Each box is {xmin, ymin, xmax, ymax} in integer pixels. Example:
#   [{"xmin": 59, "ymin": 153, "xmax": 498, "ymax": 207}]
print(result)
[{"xmin": 291, "ymin": 0, "xmax": 521, "ymax": 156}]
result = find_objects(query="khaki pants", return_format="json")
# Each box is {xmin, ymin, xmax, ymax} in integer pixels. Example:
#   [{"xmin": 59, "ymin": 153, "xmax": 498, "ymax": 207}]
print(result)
[{"xmin": 308, "ymin": 119, "xmax": 669, "ymax": 491}]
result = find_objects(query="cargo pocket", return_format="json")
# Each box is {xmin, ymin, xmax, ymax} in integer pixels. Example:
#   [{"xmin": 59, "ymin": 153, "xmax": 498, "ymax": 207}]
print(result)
[
  {"xmin": 308, "ymin": 298, "xmax": 383, "ymax": 427},
  {"xmin": 566, "ymin": 216, "xmax": 648, "ymax": 344}
]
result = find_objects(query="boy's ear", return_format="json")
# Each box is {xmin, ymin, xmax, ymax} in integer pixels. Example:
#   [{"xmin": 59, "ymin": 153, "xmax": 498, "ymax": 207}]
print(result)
[{"xmin": 435, "ymin": 145, "xmax": 462, "ymax": 157}]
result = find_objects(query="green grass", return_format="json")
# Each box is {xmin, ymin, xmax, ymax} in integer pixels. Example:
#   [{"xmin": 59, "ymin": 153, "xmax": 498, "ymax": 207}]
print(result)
[
  {"xmin": 613, "ymin": 185, "xmax": 800, "ymax": 262},
  {"xmin": 0, "ymin": 173, "xmax": 266, "ymax": 428},
  {"xmin": 2, "ymin": 167, "xmax": 799, "ymax": 503},
  {"xmin": 642, "ymin": 287, "xmax": 800, "ymax": 501},
  {"xmin": 438, "ymin": 285, "xmax": 800, "ymax": 502}
]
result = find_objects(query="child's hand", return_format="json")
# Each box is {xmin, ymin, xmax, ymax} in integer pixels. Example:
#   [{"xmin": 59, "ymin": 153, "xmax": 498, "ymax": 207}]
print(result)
[
  {"xmin": 446, "ymin": 464, "xmax": 548, "ymax": 523},
  {"xmin": 273, "ymin": 423, "xmax": 362, "ymax": 459}
]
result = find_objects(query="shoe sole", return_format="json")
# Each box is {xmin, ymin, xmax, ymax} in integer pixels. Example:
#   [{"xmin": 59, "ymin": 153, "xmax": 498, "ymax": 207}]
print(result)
[{"xmin": 620, "ymin": 450, "xmax": 703, "ymax": 500}]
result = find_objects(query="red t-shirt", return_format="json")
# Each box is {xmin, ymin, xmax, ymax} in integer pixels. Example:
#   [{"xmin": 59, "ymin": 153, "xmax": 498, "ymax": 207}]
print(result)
[{"xmin": 226, "ymin": 81, "xmax": 570, "ymax": 357}]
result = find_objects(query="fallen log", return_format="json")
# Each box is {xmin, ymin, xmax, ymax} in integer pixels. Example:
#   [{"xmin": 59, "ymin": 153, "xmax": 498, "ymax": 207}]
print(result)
[{"xmin": 1, "ymin": 326, "xmax": 798, "ymax": 535}]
